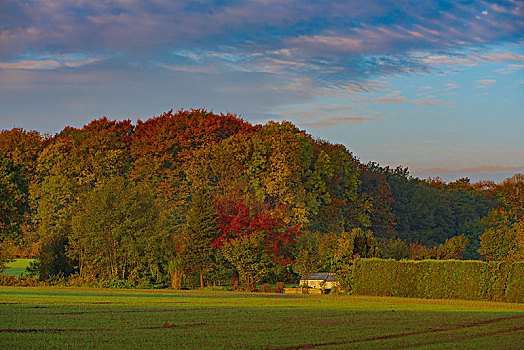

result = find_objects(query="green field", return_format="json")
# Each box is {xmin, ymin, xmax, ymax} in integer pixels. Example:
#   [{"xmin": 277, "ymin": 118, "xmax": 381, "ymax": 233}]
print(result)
[
  {"xmin": 1, "ymin": 259, "xmax": 34, "ymax": 277},
  {"xmin": 1, "ymin": 287, "xmax": 523, "ymax": 349}
]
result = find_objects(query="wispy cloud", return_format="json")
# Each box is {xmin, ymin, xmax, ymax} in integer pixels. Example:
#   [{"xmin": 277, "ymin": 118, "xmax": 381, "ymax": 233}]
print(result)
[
  {"xmin": 288, "ymin": 105, "xmax": 360, "ymax": 121},
  {"xmin": 300, "ymin": 115, "xmax": 379, "ymax": 127},
  {"xmin": 444, "ymin": 83, "xmax": 460, "ymax": 90},
  {"xmin": 476, "ymin": 79, "xmax": 496, "ymax": 88},
  {"xmin": 420, "ymin": 165, "xmax": 524, "ymax": 175},
  {"xmin": 1, "ymin": 0, "xmax": 522, "ymax": 82},
  {"xmin": 494, "ymin": 64, "xmax": 524, "ymax": 74},
  {"xmin": 0, "ymin": 54, "xmax": 104, "ymax": 70}
]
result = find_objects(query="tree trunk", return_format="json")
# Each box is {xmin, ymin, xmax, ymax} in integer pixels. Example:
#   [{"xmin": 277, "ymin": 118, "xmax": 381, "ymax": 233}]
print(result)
[
  {"xmin": 171, "ymin": 269, "xmax": 182, "ymax": 290},
  {"xmin": 233, "ymin": 270, "xmax": 239, "ymax": 291},
  {"xmin": 200, "ymin": 270, "xmax": 204, "ymax": 288}
]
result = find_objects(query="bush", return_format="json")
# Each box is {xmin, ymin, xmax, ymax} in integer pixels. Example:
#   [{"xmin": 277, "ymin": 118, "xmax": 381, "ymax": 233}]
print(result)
[
  {"xmin": 66, "ymin": 273, "xmax": 98, "ymax": 287},
  {"xmin": 275, "ymin": 282, "xmax": 285, "ymax": 293},
  {"xmin": 505, "ymin": 261, "xmax": 524, "ymax": 303},
  {"xmin": 0, "ymin": 275, "xmax": 41, "ymax": 287},
  {"xmin": 346, "ymin": 258, "xmax": 523, "ymax": 302},
  {"xmin": 99, "ymin": 279, "xmax": 137, "ymax": 289},
  {"xmin": 260, "ymin": 283, "xmax": 271, "ymax": 293}
]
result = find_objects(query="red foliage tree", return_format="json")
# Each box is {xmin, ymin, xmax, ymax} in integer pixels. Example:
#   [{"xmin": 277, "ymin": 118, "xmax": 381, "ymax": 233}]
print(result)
[{"xmin": 215, "ymin": 197, "xmax": 300, "ymax": 265}]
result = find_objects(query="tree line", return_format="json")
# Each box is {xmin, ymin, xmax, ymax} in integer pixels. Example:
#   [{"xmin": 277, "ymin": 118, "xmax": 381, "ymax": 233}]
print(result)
[{"xmin": 0, "ymin": 109, "xmax": 522, "ymax": 289}]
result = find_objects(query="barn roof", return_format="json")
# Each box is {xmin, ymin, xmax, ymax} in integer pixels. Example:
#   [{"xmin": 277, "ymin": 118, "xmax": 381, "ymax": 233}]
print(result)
[{"xmin": 301, "ymin": 273, "xmax": 337, "ymax": 282}]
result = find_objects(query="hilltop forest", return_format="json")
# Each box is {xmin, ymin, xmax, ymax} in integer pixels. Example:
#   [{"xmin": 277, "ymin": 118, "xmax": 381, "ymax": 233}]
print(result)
[{"xmin": 1, "ymin": 110, "xmax": 523, "ymax": 290}]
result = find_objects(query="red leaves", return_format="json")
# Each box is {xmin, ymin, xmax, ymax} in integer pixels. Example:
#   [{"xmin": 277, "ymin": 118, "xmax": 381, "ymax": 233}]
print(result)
[{"xmin": 214, "ymin": 197, "xmax": 300, "ymax": 265}]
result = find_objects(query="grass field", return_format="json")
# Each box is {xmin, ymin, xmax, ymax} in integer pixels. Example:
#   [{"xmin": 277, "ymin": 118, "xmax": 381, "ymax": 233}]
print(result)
[
  {"xmin": 0, "ymin": 286, "xmax": 523, "ymax": 349},
  {"xmin": 1, "ymin": 259, "xmax": 34, "ymax": 277}
]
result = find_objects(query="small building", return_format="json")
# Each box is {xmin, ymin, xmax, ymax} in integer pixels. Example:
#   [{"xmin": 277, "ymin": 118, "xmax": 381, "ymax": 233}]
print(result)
[{"xmin": 299, "ymin": 273, "xmax": 338, "ymax": 291}]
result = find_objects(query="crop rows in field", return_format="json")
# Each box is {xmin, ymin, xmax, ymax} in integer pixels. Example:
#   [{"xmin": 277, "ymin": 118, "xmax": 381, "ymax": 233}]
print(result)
[{"xmin": 1, "ymin": 287, "xmax": 523, "ymax": 349}]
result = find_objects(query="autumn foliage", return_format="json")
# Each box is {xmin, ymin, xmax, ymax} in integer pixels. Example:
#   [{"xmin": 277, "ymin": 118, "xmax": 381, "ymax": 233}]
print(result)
[{"xmin": 0, "ymin": 109, "xmax": 522, "ymax": 289}]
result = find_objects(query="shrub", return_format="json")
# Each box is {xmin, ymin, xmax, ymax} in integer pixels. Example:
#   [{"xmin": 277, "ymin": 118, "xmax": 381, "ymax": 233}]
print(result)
[
  {"xmin": 275, "ymin": 282, "xmax": 285, "ymax": 293},
  {"xmin": 260, "ymin": 283, "xmax": 271, "ymax": 293},
  {"xmin": 0, "ymin": 275, "xmax": 41, "ymax": 287},
  {"xmin": 66, "ymin": 273, "xmax": 97, "ymax": 287},
  {"xmin": 505, "ymin": 261, "xmax": 524, "ymax": 303},
  {"xmin": 347, "ymin": 258, "xmax": 523, "ymax": 302},
  {"xmin": 99, "ymin": 279, "xmax": 137, "ymax": 289}
]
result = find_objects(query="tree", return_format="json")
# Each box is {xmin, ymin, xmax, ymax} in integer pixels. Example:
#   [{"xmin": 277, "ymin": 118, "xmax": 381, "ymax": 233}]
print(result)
[
  {"xmin": 221, "ymin": 231, "xmax": 274, "ymax": 292},
  {"xmin": 0, "ymin": 153, "xmax": 29, "ymax": 269},
  {"xmin": 433, "ymin": 234, "xmax": 468, "ymax": 260},
  {"xmin": 498, "ymin": 174, "xmax": 524, "ymax": 216},
  {"xmin": 69, "ymin": 177, "xmax": 163, "ymax": 281},
  {"xmin": 509, "ymin": 219, "xmax": 524, "ymax": 262},
  {"xmin": 335, "ymin": 228, "xmax": 381, "ymax": 265},
  {"xmin": 359, "ymin": 164, "xmax": 396, "ymax": 240},
  {"xmin": 334, "ymin": 228, "xmax": 380, "ymax": 291},
  {"xmin": 215, "ymin": 196, "xmax": 300, "ymax": 291},
  {"xmin": 34, "ymin": 234, "xmax": 76, "ymax": 280},
  {"xmin": 180, "ymin": 187, "xmax": 220, "ymax": 288},
  {"xmin": 383, "ymin": 238, "xmax": 410, "ymax": 260},
  {"xmin": 0, "ymin": 153, "xmax": 28, "ymax": 240},
  {"xmin": 478, "ymin": 209, "xmax": 519, "ymax": 261},
  {"xmin": 0, "ymin": 128, "xmax": 44, "ymax": 182},
  {"xmin": 294, "ymin": 231, "xmax": 324, "ymax": 290}
]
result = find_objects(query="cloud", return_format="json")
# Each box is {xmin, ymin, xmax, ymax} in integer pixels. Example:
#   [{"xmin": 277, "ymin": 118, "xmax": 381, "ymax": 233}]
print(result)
[
  {"xmin": 371, "ymin": 96, "xmax": 444, "ymax": 106},
  {"xmin": 0, "ymin": 55, "xmax": 104, "ymax": 70},
  {"xmin": 420, "ymin": 50, "xmax": 524, "ymax": 69},
  {"xmin": 300, "ymin": 115, "xmax": 379, "ymax": 127},
  {"xmin": 419, "ymin": 165, "xmax": 524, "ymax": 175},
  {"xmin": 494, "ymin": 64, "xmax": 524, "ymax": 74},
  {"xmin": 284, "ymin": 105, "xmax": 360, "ymax": 121},
  {"xmin": 286, "ymin": 35, "xmax": 363, "ymax": 54},
  {"xmin": 476, "ymin": 79, "xmax": 496, "ymax": 88},
  {"xmin": 444, "ymin": 83, "xmax": 460, "ymax": 90},
  {"xmin": 1, "ymin": 0, "xmax": 523, "ymax": 79}
]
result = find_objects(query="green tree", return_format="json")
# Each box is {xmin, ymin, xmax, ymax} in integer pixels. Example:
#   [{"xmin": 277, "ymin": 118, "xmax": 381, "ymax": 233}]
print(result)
[
  {"xmin": 478, "ymin": 209, "xmax": 519, "ymax": 261},
  {"xmin": 221, "ymin": 231, "xmax": 273, "ymax": 292},
  {"xmin": 383, "ymin": 238, "xmax": 410, "ymax": 260},
  {"xmin": 433, "ymin": 234, "xmax": 468, "ymax": 260},
  {"xmin": 0, "ymin": 153, "xmax": 29, "ymax": 269},
  {"xmin": 33, "ymin": 234, "xmax": 76, "ymax": 280},
  {"xmin": 179, "ymin": 187, "xmax": 220, "ymax": 288},
  {"xmin": 69, "ymin": 177, "xmax": 163, "ymax": 281},
  {"xmin": 498, "ymin": 174, "xmax": 524, "ymax": 216},
  {"xmin": 294, "ymin": 231, "xmax": 324, "ymax": 289},
  {"xmin": 335, "ymin": 228, "xmax": 381, "ymax": 265},
  {"xmin": 0, "ymin": 153, "xmax": 28, "ymax": 240}
]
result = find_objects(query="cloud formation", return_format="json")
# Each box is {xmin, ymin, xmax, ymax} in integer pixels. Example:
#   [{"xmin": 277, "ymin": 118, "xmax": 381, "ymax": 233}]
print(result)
[
  {"xmin": 420, "ymin": 165, "xmax": 524, "ymax": 175},
  {"xmin": 1, "ymin": 0, "xmax": 522, "ymax": 82}
]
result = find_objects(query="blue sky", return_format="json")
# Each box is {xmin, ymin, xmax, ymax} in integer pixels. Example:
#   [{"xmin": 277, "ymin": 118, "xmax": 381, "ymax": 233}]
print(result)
[{"xmin": 1, "ymin": 0, "xmax": 523, "ymax": 182}]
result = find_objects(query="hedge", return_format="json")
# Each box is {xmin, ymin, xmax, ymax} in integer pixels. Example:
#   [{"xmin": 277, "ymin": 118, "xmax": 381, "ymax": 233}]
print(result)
[{"xmin": 346, "ymin": 258, "xmax": 523, "ymax": 303}]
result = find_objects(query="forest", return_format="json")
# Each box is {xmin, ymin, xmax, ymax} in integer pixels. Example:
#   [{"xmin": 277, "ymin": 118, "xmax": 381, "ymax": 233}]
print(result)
[{"xmin": 1, "ymin": 109, "xmax": 523, "ymax": 291}]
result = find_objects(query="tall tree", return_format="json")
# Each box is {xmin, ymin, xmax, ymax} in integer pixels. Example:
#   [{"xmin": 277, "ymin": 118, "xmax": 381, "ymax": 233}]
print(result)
[
  {"xmin": 0, "ymin": 153, "xmax": 29, "ymax": 268},
  {"xmin": 478, "ymin": 208, "xmax": 520, "ymax": 261},
  {"xmin": 180, "ymin": 187, "xmax": 220, "ymax": 288},
  {"xmin": 0, "ymin": 153, "xmax": 28, "ymax": 240},
  {"xmin": 216, "ymin": 196, "xmax": 300, "ymax": 291},
  {"xmin": 69, "ymin": 177, "xmax": 163, "ymax": 280}
]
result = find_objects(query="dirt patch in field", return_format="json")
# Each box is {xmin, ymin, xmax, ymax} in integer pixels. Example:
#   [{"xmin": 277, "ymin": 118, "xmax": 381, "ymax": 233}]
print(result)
[
  {"xmin": 277, "ymin": 314, "xmax": 524, "ymax": 349},
  {"xmin": 41, "ymin": 308, "xmax": 197, "ymax": 315},
  {"xmin": 0, "ymin": 327, "xmax": 105, "ymax": 333},
  {"xmin": 395, "ymin": 326, "xmax": 524, "ymax": 348},
  {"xmin": 0, "ymin": 320, "xmax": 206, "ymax": 333},
  {"xmin": 137, "ymin": 322, "xmax": 206, "ymax": 330}
]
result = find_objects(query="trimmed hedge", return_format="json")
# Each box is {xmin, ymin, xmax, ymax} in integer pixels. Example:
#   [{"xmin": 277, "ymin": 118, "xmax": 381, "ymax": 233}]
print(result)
[
  {"xmin": 347, "ymin": 258, "xmax": 523, "ymax": 303},
  {"xmin": 505, "ymin": 262, "xmax": 524, "ymax": 303}
]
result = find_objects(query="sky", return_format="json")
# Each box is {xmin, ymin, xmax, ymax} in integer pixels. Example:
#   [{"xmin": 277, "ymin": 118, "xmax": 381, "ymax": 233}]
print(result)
[{"xmin": 1, "ymin": 0, "xmax": 523, "ymax": 183}]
